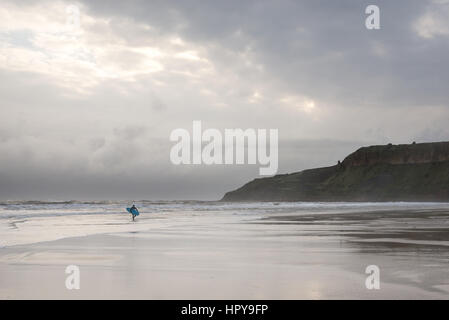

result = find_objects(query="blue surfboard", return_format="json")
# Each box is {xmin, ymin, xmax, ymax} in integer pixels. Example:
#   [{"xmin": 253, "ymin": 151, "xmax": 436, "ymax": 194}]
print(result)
[{"xmin": 126, "ymin": 207, "xmax": 140, "ymax": 216}]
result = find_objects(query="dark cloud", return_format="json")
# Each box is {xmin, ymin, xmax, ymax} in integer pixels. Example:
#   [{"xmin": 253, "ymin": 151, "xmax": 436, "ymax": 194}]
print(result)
[{"xmin": 81, "ymin": 0, "xmax": 449, "ymax": 107}]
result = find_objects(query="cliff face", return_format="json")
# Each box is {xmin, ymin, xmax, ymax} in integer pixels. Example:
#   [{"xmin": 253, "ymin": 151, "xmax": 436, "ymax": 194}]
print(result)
[
  {"xmin": 221, "ymin": 141, "xmax": 449, "ymax": 202},
  {"xmin": 342, "ymin": 142, "xmax": 449, "ymax": 167}
]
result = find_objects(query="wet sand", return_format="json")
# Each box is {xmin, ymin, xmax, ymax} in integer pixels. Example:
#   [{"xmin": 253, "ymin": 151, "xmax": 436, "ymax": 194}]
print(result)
[{"xmin": 1, "ymin": 205, "xmax": 449, "ymax": 299}]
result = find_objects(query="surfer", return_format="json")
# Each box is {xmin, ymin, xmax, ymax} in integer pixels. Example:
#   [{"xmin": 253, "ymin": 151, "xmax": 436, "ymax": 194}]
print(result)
[{"xmin": 130, "ymin": 204, "xmax": 138, "ymax": 221}]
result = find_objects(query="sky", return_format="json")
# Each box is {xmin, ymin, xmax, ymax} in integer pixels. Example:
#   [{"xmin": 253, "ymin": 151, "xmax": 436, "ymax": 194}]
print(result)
[{"xmin": 1, "ymin": 0, "xmax": 449, "ymax": 200}]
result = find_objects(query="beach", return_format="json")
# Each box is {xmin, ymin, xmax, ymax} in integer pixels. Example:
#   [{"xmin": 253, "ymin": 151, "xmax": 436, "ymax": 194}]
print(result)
[{"xmin": 1, "ymin": 201, "xmax": 449, "ymax": 299}]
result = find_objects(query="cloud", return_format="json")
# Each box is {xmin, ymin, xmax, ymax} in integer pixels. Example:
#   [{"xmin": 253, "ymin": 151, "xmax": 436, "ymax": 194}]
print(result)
[{"xmin": 414, "ymin": 0, "xmax": 449, "ymax": 38}]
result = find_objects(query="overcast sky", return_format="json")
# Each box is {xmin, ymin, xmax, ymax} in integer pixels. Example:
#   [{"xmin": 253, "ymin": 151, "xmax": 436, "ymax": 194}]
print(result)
[{"xmin": 1, "ymin": 0, "xmax": 449, "ymax": 200}]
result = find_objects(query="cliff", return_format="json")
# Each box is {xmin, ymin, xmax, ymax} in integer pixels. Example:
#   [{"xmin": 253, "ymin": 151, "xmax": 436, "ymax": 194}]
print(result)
[
  {"xmin": 342, "ymin": 142, "xmax": 449, "ymax": 167},
  {"xmin": 221, "ymin": 141, "xmax": 449, "ymax": 202}
]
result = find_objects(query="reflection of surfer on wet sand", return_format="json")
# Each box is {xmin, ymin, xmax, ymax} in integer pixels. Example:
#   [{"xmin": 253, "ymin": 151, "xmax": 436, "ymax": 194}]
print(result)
[{"xmin": 126, "ymin": 204, "xmax": 140, "ymax": 221}]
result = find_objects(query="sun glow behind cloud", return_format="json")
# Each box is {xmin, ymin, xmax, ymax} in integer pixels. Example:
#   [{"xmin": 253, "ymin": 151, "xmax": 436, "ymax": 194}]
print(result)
[
  {"xmin": 0, "ymin": 0, "xmax": 317, "ymax": 111},
  {"xmin": 0, "ymin": 1, "xmax": 215, "ymax": 93},
  {"xmin": 280, "ymin": 95, "xmax": 317, "ymax": 114}
]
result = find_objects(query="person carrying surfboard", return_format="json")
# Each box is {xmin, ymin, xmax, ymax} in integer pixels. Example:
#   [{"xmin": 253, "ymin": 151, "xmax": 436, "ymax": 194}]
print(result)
[{"xmin": 129, "ymin": 204, "xmax": 139, "ymax": 221}]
